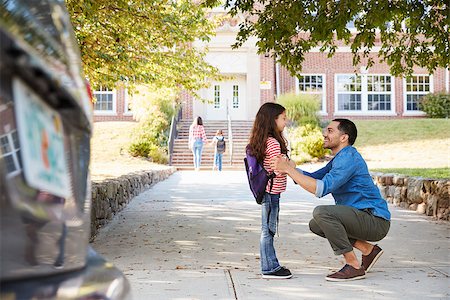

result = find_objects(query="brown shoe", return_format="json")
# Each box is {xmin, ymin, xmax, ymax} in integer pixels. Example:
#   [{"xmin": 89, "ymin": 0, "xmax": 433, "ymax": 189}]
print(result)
[
  {"xmin": 325, "ymin": 264, "xmax": 365, "ymax": 282},
  {"xmin": 362, "ymin": 244, "xmax": 384, "ymax": 272}
]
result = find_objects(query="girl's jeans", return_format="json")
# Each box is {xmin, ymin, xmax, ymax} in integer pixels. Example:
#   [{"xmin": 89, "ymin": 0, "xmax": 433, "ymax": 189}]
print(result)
[
  {"xmin": 192, "ymin": 139, "xmax": 203, "ymax": 168},
  {"xmin": 260, "ymin": 193, "xmax": 281, "ymax": 274},
  {"xmin": 214, "ymin": 153, "xmax": 223, "ymax": 171}
]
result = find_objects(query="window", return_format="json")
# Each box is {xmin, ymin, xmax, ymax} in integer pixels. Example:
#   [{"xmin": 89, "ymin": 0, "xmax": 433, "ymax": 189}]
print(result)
[
  {"xmin": 367, "ymin": 75, "xmax": 392, "ymax": 111},
  {"xmin": 232, "ymin": 85, "xmax": 239, "ymax": 108},
  {"xmin": 404, "ymin": 75, "xmax": 432, "ymax": 112},
  {"xmin": 93, "ymin": 87, "xmax": 116, "ymax": 114},
  {"xmin": 0, "ymin": 130, "xmax": 21, "ymax": 176},
  {"xmin": 296, "ymin": 74, "xmax": 326, "ymax": 113},
  {"xmin": 336, "ymin": 74, "xmax": 362, "ymax": 111},
  {"xmin": 335, "ymin": 74, "xmax": 395, "ymax": 115},
  {"xmin": 214, "ymin": 85, "xmax": 220, "ymax": 108}
]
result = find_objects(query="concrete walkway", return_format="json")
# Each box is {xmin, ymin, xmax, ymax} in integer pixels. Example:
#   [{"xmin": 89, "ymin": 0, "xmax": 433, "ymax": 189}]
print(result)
[{"xmin": 92, "ymin": 170, "xmax": 449, "ymax": 299}]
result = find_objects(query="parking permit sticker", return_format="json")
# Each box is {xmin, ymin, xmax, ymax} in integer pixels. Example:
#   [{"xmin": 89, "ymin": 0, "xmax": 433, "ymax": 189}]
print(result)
[{"xmin": 13, "ymin": 78, "xmax": 70, "ymax": 198}]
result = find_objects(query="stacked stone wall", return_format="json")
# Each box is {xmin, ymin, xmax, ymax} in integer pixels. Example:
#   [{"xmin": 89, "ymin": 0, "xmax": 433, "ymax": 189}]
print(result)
[
  {"xmin": 372, "ymin": 173, "xmax": 449, "ymax": 221},
  {"xmin": 90, "ymin": 168, "xmax": 176, "ymax": 241}
]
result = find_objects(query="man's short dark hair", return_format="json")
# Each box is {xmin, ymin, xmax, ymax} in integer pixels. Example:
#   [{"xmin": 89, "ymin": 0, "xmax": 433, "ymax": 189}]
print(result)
[{"xmin": 332, "ymin": 118, "xmax": 357, "ymax": 145}]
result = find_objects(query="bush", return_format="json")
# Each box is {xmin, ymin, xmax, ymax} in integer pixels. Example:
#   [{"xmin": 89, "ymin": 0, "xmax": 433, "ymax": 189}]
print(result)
[
  {"xmin": 128, "ymin": 84, "xmax": 176, "ymax": 163},
  {"xmin": 287, "ymin": 124, "xmax": 329, "ymax": 163},
  {"xmin": 277, "ymin": 93, "xmax": 321, "ymax": 126},
  {"xmin": 419, "ymin": 92, "xmax": 450, "ymax": 118}
]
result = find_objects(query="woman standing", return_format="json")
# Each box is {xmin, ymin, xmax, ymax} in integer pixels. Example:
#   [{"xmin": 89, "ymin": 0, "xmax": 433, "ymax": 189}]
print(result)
[{"xmin": 189, "ymin": 116, "xmax": 207, "ymax": 171}]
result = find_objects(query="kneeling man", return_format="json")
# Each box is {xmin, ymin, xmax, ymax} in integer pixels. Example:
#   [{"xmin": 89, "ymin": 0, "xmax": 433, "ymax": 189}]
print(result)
[{"xmin": 271, "ymin": 118, "xmax": 390, "ymax": 282}]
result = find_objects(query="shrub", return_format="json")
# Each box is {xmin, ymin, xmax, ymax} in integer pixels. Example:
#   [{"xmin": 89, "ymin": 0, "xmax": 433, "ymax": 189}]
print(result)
[
  {"xmin": 128, "ymin": 84, "xmax": 176, "ymax": 163},
  {"xmin": 287, "ymin": 124, "xmax": 329, "ymax": 163},
  {"xmin": 419, "ymin": 92, "xmax": 450, "ymax": 118},
  {"xmin": 277, "ymin": 93, "xmax": 321, "ymax": 126}
]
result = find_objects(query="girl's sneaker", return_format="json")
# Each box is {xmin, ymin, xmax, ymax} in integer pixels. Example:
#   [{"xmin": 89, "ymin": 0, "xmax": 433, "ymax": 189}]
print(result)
[{"xmin": 262, "ymin": 267, "xmax": 292, "ymax": 279}]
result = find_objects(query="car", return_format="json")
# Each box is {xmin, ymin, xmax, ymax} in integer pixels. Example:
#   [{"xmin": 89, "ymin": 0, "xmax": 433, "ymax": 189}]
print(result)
[{"xmin": 0, "ymin": 0, "xmax": 131, "ymax": 298}]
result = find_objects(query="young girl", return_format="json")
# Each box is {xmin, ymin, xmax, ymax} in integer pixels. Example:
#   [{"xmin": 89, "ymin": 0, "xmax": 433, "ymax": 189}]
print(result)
[
  {"xmin": 248, "ymin": 102, "xmax": 291, "ymax": 279},
  {"xmin": 211, "ymin": 129, "xmax": 226, "ymax": 171},
  {"xmin": 188, "ymin": 116, "xmax": 207, "ymax": 171}
]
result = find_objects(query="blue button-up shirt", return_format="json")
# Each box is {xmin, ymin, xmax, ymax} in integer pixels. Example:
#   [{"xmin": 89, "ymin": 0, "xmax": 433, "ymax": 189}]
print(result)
[{"xmin": 299, "ymin": 146, "xmax": 391, "ymax": 220}]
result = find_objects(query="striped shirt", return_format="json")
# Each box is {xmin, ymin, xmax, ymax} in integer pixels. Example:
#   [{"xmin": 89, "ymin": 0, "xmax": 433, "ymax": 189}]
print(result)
[
  {"xmin": 189, "ymin": 125, "xmax": 207, "ymax": 143},
  {"xmin": 263, "ymin": 137, "xmax": 287, "ymax": 194}
]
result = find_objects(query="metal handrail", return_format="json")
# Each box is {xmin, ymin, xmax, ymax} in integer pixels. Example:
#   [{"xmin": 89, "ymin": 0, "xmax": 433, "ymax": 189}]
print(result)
[
  {"xmin": 227, "ymin": 102, "xmax": 233, "ymax": 165},
  {"xmin": 168, "ymin": 108, "xmax": 181, "ymax": 165}
]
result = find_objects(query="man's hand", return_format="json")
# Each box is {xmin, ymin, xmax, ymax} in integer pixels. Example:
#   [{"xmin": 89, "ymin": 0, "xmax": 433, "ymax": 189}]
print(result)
[{"xmin": 270, "ymin": 155, "xmax": 291, "ymax": 174}]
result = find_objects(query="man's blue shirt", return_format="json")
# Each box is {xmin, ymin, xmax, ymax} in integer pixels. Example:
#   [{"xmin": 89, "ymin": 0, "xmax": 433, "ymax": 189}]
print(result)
[{"xmin": 299, "ymin": 146, "xmax": 391, "ymax": 220}]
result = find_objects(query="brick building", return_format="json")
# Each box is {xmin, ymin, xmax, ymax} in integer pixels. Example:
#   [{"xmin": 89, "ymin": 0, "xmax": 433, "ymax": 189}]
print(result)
[{"xmin": 92, "ymin": 10, "xmax": 449, "ymax": 123}]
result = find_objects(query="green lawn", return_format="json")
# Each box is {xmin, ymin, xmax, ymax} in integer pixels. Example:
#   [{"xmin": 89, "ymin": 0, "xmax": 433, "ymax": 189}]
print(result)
[
  {"xmin": 353, "ymin": 119, "xmax": 450, "ymax": 147},
  {"xmin": 371, "ymin": 168, "xmax": 450, "ymax": 179}
]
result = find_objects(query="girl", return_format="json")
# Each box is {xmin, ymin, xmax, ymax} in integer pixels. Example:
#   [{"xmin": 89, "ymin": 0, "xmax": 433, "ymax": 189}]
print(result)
[
  {"xmin": 188, "ymin": 116, "xmax": 207, "ymax": 171},
  {"xmin": 211, "ymin": 129, "xmax": 226, "ymax": 171},
  {"xmin": 248, "ymin": 102, "xmax": 291, "ymax": 279}
]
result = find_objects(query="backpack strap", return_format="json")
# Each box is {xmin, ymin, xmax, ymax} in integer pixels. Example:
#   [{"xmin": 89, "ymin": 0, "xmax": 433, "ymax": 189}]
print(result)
[{"xmin": 268, "ymin": 172, "xmax": 276, "ymax": 193}]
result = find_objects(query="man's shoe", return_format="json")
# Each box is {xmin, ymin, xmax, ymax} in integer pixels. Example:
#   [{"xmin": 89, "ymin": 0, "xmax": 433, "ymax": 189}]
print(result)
[
  {"xmin": 362, "ymin": 244, "xmax": 384, "ymax": 272},
  {"xmin": 262, "ymin": 267, "xmax": 293, "ymax": 279},
  {"xmin": 325, "ymin": 264, "xmax": 365, "ymax": 282}
]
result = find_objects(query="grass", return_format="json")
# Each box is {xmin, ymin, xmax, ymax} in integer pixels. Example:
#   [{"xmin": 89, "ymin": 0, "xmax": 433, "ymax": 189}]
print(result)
[
  {"xmin": 353, "ymin": 119, "xmax": 450, "ymax": 147},
  {"xmin": 371, "ymin": 168, "xmax": 450, "ymax": 179}
]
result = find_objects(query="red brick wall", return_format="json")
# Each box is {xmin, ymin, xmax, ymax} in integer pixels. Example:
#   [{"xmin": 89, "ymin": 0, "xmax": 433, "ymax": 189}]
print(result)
[
  {"xmin": 260, "ymin": 54, "xmax": 276, "ymax": 104},
  {"xmin": 279, "ymin": 51, "xmax": 448, "ymax": 119},
  {"xmin": 180, "ymin": 90, "xmax": 193, "ymax": 121}
]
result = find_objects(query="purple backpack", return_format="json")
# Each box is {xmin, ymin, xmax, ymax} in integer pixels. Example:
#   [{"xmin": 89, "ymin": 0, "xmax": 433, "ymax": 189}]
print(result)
[{"xmin": 244, "ymin": 145, "xmax": 275, "ymax": 204}]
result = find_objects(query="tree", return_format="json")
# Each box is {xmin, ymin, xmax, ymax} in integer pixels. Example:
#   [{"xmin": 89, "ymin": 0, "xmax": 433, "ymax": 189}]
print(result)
[
  {"xmin": 66, "ymin": 0, "xmax": 223, "ymax": 93},
  {"xmin": 224, "ymin": 0, "xmax": 449, "ymax": 77}
]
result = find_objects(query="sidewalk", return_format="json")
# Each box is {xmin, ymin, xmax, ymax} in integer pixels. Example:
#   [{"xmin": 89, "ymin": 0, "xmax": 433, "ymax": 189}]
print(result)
[{"xmin": 91, "ymin": 170, "xmax": 449, "ymax": 299}]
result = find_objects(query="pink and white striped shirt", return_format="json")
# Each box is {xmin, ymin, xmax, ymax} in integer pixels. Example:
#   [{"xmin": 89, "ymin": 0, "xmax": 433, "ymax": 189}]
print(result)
[
  {"xmin": 263, "ymin": 137, "xmax": 287, "ymax": 194},
  {"xmin": 189, "ymin": 125, "xmax": 207, "ymax": 143}
]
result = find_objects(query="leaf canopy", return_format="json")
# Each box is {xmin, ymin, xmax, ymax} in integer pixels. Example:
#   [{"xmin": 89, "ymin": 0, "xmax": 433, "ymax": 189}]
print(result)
[{"xmin": 224, "ymin": 0, "xmax": 450, "ymax": 77}]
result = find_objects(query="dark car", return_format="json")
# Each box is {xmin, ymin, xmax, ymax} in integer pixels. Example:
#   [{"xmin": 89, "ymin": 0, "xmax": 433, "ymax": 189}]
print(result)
[{"xmin": 0, "ymin": 0, "xmax": 131, "ymax": 298}]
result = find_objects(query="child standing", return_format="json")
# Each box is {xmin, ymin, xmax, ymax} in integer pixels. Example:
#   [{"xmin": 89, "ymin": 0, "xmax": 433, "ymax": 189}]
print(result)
[
  {"xmin": 211, "ymin": 129, "xmax": 226, "ymax": 171},
  {"xmin": 248, "ymin": 102, "xmax": 291, "ymax": 279}
]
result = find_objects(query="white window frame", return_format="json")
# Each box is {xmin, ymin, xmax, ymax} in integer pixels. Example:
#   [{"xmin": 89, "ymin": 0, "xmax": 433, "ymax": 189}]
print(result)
[
  {"xmin": 0, "ymin": 130, "xmax": 21, "ymax": 177},
  {"xmin": 93, "ymin": 87, "xmax": 117, "ymax": 116},
  {"xmin": 403, "ymin": 74, "xmax": 433, "ymax": 116},
  {"xmin": 214, "ymin": 85, "xmax": 220, "ymax": 109},
  {"xmin": 232, "ymin": 85, "xmax": 239, "ymax": 108},
  {"xmin": 295, "ymin": 74, "xmax": 327, "ymax": 115},
  {"xmin": 334, "ymin": 73, "xmax": 396, "ymax": 116},
  {"xmin": 123, "ymin": 88, "xmax": 133, "ymax": 116}
]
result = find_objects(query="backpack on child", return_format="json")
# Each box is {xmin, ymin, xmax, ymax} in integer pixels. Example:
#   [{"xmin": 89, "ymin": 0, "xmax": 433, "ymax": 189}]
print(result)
[
  {"xmin": 244, "ymin": 145, "xmax": 275, "ymax": 204},
  {"xmin": 216, "ymin": 138, "xmax": 226, "ymax": 154}
]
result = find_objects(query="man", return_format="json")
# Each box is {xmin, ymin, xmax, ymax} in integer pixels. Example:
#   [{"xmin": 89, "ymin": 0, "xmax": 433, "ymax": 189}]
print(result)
[{"xmin": 271, "ymin": 118, "xmax": 390, "ymax": 282}]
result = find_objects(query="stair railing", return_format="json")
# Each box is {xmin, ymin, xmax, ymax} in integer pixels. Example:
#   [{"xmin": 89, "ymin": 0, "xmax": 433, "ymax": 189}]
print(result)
[
  {"xmin": 168, "ymin": 108, "xmax": 182, "ymax": 165},
  {"xmin": 227, "ymin": 103, "xmax": 233, "ymax": 165}
]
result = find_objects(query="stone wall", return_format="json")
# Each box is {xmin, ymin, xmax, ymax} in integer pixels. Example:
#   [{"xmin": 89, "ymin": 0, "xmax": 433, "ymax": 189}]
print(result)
[
  {"xmin": 90, "ymin": 167, "xmax": 176, "ymax": 241},
  {"xmin": 371, "ymin": 173, "xmax": 450, "ymax": 221}
]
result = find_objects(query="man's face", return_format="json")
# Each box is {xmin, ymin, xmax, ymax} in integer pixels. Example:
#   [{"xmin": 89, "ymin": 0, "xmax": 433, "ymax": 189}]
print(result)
[{"xmin": 323, "ymin": 121, "xmax": 346, "ymax": 150}]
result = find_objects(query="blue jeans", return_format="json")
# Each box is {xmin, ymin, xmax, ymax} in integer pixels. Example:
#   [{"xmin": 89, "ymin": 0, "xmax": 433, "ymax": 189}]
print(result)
[
  {"xmin": 192, "ymin": 139, "xmax": 203, "ymax": 168},
  {"xmin": 260, "ymin": 193, "xmax": 281, "ymax": 274},
  {"xmin": 214, "ymin": 153, "xmax": 223, "ymax": 171}
]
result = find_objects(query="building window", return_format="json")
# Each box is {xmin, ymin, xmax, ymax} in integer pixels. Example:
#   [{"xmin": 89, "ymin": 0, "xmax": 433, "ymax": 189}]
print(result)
[
  {"xmin": 0, "ymin": 130, "xmax": 21, "ymax": 176},
  {"xmin": 367, "ymin": 75, "xmax": 392, "ymax": 111},
  {"xmin": 335, "ymin": 74, "xmax": 395, "ymax": 114},
  {"xmin": 93, "ymin": 87, "xmax": 115, "ymax": 113},
  {"xmin": 405, "ymin": 75, "xmax": 432, "ymax": 112},
  {"xmin": 336, "ymin": 74, "xmax": 362, "ymax": 111},
  {"xmin": 232, "ymin": 85, "xmax": 239, "ymax": 108},
  {"xmin": 214, "ymin": 85, "xmax": 220, "ymax": 108},
  {"xmin": 297, "ymin": 74, "xmax": 326, "ymax": 113}
]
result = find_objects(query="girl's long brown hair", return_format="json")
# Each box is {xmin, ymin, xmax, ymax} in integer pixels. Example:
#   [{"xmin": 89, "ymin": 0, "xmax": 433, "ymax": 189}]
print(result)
[{"xmin": 248, "ymin": 102, "xmax": 287, "ymax": 163}]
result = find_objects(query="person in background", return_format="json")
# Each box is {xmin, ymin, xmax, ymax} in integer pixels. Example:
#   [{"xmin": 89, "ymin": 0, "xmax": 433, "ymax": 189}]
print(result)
[
  {"xmin": 189, "ymin": 116, "xmax": 207, "ymax": 171},
  {"xmin": 248, "ymin": 102, "xmax": 292, "ymax": 279},
  {"xmin": 211, "ymin": 129, "xmax": 226, "ymax": 171}
]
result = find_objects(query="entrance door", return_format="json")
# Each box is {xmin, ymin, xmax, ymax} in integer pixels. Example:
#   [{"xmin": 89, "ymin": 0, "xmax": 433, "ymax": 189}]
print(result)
[{"xmin": 206, "ymin": 76, "xmax": 246, "ymax": 120}]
